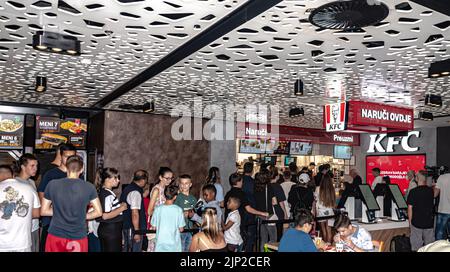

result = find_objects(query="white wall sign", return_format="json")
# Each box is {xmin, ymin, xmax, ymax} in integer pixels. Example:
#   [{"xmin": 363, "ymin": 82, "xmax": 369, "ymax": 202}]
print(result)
[{"xmin": 367, "ymin": 131, "xmax": 420, "ymax": 153}]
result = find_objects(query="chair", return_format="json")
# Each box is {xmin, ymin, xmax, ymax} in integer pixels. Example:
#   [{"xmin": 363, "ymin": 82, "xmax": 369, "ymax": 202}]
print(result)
[{"xmin": 372, "ymin": 240, "xmax": 384, "ymax": 252}]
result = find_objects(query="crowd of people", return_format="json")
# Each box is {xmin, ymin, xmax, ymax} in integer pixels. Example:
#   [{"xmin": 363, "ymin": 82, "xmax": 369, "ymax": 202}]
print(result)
[{"xmin": 0, "ymin": 143, "xmax": 449, "ymax": 252}]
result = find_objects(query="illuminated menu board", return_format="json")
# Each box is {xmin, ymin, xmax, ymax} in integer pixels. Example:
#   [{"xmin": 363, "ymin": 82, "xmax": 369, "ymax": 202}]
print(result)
[
  {"xmin": 0, "ymin": 113, "xmax": 24, "ymax": 149},
  {"xmin": 35, "ymin": 116, "xmax": 88, "ymax": 149}
]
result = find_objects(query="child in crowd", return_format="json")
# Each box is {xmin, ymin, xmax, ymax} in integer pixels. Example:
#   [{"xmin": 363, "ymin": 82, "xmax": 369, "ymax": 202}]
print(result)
[
  {"xmin": 190, "ymin": 184, "xmax": 223, "ymax": 225},
  {"xmin": 223, "ymin": 196, "xmax": 243, "ymax": 252},
  {"xmin": 174, "ymin": 175, "xmax": 197, "ymax": 252},
  {"xmin": 151, "ymin": 185, "xmax": 185, "ymax": 252}
]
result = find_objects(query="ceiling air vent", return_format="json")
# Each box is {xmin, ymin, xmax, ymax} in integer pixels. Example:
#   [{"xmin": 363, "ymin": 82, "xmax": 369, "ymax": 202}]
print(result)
[{"xmin": 309, "ymin": 0, "xmax": 389, "ymax": 30}]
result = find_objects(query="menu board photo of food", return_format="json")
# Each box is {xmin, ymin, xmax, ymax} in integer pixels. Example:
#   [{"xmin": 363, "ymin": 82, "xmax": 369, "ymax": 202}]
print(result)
[
  {"xmin": 239, "ymin": 139, "xmax": 268, "ymax": 154},
  {"xmin": 290, "ymin": 142, "xmax": 313, "ymax": 155},
  {"xmin": 0, "ymin": 113, "xmax": 24, "ymax": 149},
  {"xmin": 267, "ymin": 140, "xmax": 290, "ymax": 155},
  {"xmin": 35, "ymin": 116, "xmax": 88, "ymax": 149}
]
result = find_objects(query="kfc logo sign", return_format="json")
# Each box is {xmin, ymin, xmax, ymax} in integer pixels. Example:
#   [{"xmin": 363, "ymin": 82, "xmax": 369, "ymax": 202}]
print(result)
[
  {"xmin": 367, "ymin": 131, "xmax": 420, "ymax": 153},
  {"xmin": 325, "ymin": 102, "xmax": 347, "ymax": 132}
]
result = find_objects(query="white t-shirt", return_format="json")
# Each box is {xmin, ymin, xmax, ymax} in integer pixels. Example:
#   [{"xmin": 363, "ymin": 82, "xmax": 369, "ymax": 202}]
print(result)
[
  {"xmin": 127, "ymin": 190, "xmax": 142, "ymax": 210},
  {"xmin": 224, "ymin": 210, "xmax": 243, "ymax": 246},
  {"xmin": 436, "ymin": 174, "xmax": 450, "ymax": 214},
  {"xmin": 418, "ymin": 239, "xmax": 450, "ymax": 252},
  {"xmin": 214, "ymin": 183, "xmax": 224, "ymax": 203},
  {"xmin": 15, "ymin": 177, "xmax": 39, "ymax": 232},
  {"xmin": 371, "ymin": 176, "xmax": 383, "ymax": 190},
  {"xmin": 0, "ymin": 179, "xmax": 40, "ymax": 252}
]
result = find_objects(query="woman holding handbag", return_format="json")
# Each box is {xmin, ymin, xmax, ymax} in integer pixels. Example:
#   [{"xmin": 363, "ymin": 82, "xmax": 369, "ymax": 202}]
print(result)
[{"xmin": 254, "ymin": 169, "xmax": 277, "ymax": 252}]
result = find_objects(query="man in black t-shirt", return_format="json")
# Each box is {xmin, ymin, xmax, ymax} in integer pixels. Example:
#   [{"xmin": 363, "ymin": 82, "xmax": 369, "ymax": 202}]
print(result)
[
  {"xmin": 407, "ymin": 170, "xmax": 435, "ymax": 251},
  {"xmin": 224, "ymin": 173, "xmax": 268, "ymax": 252}
]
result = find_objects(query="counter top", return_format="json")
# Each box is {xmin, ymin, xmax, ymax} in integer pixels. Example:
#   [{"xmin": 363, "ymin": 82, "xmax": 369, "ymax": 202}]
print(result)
[{"xmin": 355, "ymin": 218, "xmax": 409, "ymax": 232}]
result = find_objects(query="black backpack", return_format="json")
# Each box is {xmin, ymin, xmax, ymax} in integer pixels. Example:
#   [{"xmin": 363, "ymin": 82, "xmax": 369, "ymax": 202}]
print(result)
[{"xmin": 390, "ymin": 235, "xmax": 412, "ymax": 252}]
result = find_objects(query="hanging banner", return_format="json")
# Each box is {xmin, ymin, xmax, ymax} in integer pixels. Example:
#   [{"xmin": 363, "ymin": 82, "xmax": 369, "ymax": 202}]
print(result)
[
  {"xmin": 323, "ymin": 100, "xmax": 414, "ymax": 133},
  {"xmin": 347, "ymin": 101, "xmax": 414, "ymax": 131},
  {"xmin": 324, "ymin": 102, "xmax": 347, "ymax": 132}
]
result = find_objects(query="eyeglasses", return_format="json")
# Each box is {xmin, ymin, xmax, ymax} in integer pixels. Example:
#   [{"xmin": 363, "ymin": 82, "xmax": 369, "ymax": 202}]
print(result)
[{"xmin": 163, "ymin": 176, "xmax": 175, "ymax": 181}]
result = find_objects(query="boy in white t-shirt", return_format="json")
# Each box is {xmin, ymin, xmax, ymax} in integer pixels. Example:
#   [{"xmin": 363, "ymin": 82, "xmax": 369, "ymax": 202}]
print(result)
[
  {"xmin": 0, "ymin": 177, "xmax": 41, "ymax": 252},
  {"xmin": 223, "ymin": 196, "xmax": 243, "ymax": 252}
]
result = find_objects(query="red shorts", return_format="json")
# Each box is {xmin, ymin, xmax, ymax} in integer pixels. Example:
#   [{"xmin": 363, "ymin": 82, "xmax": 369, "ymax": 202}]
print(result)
[{"xmin": 45, "ymin": 234, "xmax": 88, "ymax": 252}]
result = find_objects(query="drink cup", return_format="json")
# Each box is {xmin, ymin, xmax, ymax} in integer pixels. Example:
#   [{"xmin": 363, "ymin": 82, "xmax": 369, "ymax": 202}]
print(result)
[
  {"xmin": 315, "ymin": 237, "xmax": 322, "ymax": 247},
  {"xmin": 336, "ymin": 242, "xmax": 344, "ymax": 252}
]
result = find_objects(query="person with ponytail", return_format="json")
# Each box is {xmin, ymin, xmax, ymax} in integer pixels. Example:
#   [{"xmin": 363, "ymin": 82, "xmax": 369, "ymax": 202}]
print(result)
[
  {"xmin": 97, "ymin": 168, "xmax": 127, "ymax": 252},
  {"xmin": 205, "ymin": 167, "xmax": 224, "ymax": 208},
  {"xmin": 189, "ymin": 208, "xmax": 227, "ymax": 252}
]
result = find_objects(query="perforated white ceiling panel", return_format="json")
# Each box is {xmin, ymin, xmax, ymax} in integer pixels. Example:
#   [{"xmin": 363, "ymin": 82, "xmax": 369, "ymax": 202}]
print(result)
[
  {"xmin": 0, "ymin": 0, "xmax": 247, "ymax": 106},
  {"xmin": 109, "ymin": 0, "xmax": 450, "ymax": 128}
]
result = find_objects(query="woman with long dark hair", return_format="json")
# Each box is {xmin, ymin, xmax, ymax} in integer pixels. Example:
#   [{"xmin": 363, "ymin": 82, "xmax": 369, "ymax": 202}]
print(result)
[
  {"xmin": 270, "ymin": 167, "xmax": 288, "ymax": 241},
  {"xmin": 254, "ymin": 169, "xmax": 277, "ymax": 251},
  {"xmin": 314, "ymin": 175, "xmax": 336, "ymax": 243},
  {"xmin": 97, "ymin": 168, "xmax": 128, "ymax": 252},
  {"xmin": 205, "ymin": 167, "xmax": 224, "ymax": 208}
]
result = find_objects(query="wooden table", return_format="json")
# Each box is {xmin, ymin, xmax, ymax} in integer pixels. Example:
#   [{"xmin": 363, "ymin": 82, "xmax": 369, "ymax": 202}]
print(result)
[{"xmin": 359, "ymin": 219, "xmax": 410, "ymax": 252}]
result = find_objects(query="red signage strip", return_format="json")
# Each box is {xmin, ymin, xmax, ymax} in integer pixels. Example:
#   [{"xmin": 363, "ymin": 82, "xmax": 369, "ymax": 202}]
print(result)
[
  {"xmin": 347, "ymin": 100, "xmax": 414, "ymax": 131},
  {"xmin": 236, "ymin": 122, "xmax": 360, "ymax": 146}
]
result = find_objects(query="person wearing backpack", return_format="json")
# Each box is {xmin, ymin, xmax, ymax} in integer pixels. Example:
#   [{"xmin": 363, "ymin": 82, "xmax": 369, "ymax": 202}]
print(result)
[{"xmin": 288, "ymin": 173, "xmax": 314, "ymax": 217}]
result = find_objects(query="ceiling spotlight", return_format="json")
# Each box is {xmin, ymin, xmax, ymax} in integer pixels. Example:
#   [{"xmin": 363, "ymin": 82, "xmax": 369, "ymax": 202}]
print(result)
[
  {"xmin": 418, "ymin": 111, "xmax": 433, "ymax": 121},
  {"xmin": 294, "ymin": 79, "xmax": 304, "ymax": 96},
  {"xmin": 289, "ymin": 107, "xmax": 304, "ymax": 117},
  {"xmin": 143, "ymin": 101, "xmax": 155, "ymax": 113},
  {"xmin": 33, "ymin": 31, "xmax": 81, "ymax": 56},
  {"xmin": 425, "ymin": 94, "xmax": 442, "ymax": 107},
  {"xmin": 35, "ymin": 76, "xmax": 47, "ymax": 93},
  {"xmin": 428, "ymin": 58, "xmax": 450, "ymax": 78}
]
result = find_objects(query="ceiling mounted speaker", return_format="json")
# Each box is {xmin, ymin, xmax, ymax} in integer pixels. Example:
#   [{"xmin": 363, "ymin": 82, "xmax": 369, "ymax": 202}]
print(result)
[{"xmin": 309, "ymin": 0, "xmax": 389, "ymax": 30}]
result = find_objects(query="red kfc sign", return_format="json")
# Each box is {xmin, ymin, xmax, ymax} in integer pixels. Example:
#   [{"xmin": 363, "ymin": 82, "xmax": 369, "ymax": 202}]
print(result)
[
  {"xmin": 323, "ymin": 100, "xmax": 414, "ymax": 133},
  {"xmin": 324, "ymin": 102, "xmax": 347, "ymax": 132},
  {"xmin": 348, "ymin": 101, "xmax": 414, "ymax": 131}
]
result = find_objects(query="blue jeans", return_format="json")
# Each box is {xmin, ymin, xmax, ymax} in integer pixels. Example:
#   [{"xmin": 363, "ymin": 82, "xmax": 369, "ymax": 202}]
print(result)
[
  {"xmin": 435, "ymin": 213, "xmax": 450, "ymax": 240},
  {"xmin": 88, "ymin": 233, "xmax": 101, "ymax": 252},
  {"xmin": 180, "ymin": 232, "xmax": 192, "ymax": 252},
  {"xmin": 122, "ymin": 229, "xmax": 143, "ymax": 252}
]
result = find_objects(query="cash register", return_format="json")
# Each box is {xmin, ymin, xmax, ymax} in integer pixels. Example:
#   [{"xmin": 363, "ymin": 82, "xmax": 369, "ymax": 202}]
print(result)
[{"xmin": 358, "ymin": 184, "xmax": 380, "ymax": 224}]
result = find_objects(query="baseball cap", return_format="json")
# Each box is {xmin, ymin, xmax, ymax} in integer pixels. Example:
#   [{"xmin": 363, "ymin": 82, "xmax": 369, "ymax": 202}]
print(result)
[{"xmin": 298, "ymin": 173, "xmax": 310, "ymax": 184}]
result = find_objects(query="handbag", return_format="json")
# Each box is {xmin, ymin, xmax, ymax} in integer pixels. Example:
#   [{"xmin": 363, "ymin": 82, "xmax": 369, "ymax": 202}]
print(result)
[{"xmin": 265, "ymin": 186, "xmax": 278, "ymax": 226}]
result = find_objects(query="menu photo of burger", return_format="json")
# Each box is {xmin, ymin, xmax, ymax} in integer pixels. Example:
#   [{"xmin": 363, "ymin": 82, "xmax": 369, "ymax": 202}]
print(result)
[{"xmin": 35, "ymin": 133, "xmax": 68, "ymax": 149}]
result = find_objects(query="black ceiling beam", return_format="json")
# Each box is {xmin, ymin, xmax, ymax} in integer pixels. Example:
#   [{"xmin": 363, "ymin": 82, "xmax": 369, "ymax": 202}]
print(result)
[
  {"xmin": 410, "ymin": 0, "xmax": 450, "ymax": 16},
  {"xmin": 92, "ymin": 0, "xmax": 283, "ymax": 108}
]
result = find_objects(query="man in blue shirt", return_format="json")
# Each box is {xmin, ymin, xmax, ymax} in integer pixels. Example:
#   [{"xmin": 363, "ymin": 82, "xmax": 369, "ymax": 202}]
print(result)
[{"xmin": 279, "ymin": 208, "xmax": 318, "ymax": 252}]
